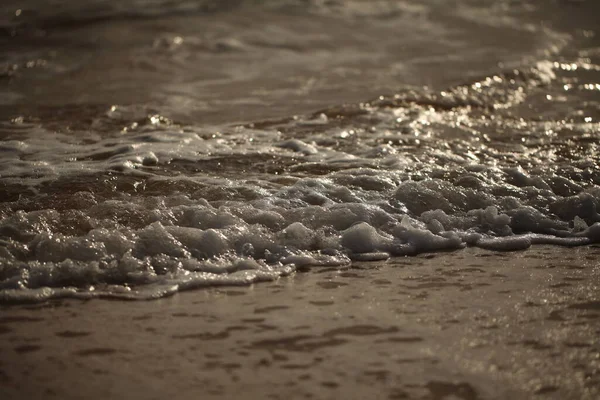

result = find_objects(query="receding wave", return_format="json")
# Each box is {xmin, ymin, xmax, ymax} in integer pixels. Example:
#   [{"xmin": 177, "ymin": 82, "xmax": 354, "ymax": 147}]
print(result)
[{"xmin": 1, "ymin": 38, "xmax": 599, "ymax": 302}]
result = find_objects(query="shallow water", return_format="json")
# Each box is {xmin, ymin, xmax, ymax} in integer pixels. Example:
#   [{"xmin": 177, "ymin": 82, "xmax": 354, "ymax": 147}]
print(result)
[{"xmin": 0, "ymin": 0, "xmax": 599, "ymax": 302}]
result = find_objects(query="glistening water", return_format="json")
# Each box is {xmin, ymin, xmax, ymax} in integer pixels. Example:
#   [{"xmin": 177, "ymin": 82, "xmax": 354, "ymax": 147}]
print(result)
[{"xmin": 0, "ymin": 0, "xmax": 599, "ymax": 302}]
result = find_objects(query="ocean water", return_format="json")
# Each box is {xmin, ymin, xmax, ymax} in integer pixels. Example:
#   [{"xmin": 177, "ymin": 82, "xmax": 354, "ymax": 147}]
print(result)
[{"xmin": 0, "ymin": 0, "xmax": 598, "ymax": 302}]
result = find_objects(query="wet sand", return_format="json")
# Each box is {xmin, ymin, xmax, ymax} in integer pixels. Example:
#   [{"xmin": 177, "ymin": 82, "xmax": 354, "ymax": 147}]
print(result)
[{"xmin": 1, "ymin": 246, "xmax": 599, "ymax": 400}]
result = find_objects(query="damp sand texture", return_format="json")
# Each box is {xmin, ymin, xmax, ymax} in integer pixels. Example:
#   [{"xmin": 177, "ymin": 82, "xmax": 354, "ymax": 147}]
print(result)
[{"xmin": 1, "ymin": 246, "xmax": 600, "ymax": 400}]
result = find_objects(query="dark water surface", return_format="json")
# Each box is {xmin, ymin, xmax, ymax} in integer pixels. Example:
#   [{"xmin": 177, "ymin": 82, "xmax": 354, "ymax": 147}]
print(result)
[{"xmin": 0, "ymin": 0, "xmax": 599, "ymax": 301}]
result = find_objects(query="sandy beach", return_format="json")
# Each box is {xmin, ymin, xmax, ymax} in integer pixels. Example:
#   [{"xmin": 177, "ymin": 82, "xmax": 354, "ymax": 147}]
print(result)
[
  {"xmin": 1, "ymin": 245, "xmax": 599, "ymax": 400},
  {"xmin": 1, "ymin": 3, "xmax": 599, "ymax": 399}
]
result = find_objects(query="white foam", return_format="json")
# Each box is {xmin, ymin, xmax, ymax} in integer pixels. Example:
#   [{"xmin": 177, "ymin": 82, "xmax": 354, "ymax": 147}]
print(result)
[
  {"xmin": 1, "ymin": 173, "xmax": 600, "ymax": 302},
  {"xmin": 341, "ymin": 222, "xmax": 393, "ymax": 254}
]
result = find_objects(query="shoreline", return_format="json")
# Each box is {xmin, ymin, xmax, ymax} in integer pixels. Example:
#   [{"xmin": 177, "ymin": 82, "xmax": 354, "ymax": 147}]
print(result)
[{"xmin": 1, "ymin": 245, "xmax": 599, "ymax": 399}]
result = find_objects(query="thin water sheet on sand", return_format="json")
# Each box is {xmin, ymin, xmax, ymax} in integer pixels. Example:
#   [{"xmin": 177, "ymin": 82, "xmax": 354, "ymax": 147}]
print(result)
[{"xmin": 1, "ymin": 245, "xmax": 599, "ymax": 400}]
